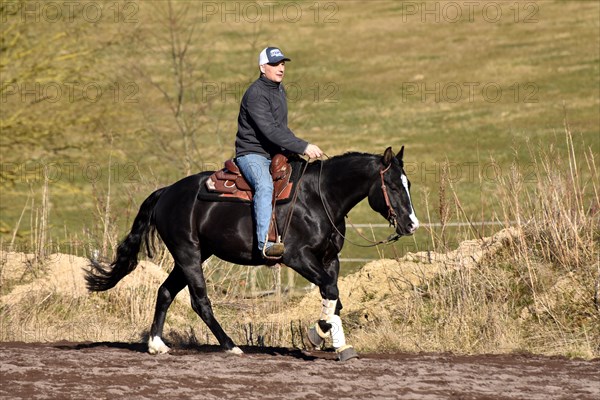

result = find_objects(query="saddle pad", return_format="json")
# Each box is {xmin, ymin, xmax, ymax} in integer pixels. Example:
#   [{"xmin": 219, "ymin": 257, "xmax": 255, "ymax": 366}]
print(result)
[{"xmin": 197, "ymin": 158, "xmax": 307, "ymax": 204}]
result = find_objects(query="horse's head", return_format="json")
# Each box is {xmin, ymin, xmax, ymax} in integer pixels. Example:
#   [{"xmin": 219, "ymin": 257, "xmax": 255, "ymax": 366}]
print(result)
[{"xmin": 368, "ymin": 146, "xmax": 419, "ymax": 236}]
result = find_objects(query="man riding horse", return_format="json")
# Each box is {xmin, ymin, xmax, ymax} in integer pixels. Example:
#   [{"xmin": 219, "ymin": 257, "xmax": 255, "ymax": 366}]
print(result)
[
  {"xmin": 235, "ymin": 47, "xmax": 323, "ymax": 258},
  {"xmin": 85, "ymin": 46, "xmax": 419, "ymax": 362}
]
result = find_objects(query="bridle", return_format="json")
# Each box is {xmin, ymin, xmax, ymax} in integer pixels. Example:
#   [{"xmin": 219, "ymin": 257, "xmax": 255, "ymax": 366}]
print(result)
[
  {"xmin": 317, "ymin": 157, "xmax": 401, "ymax": 248},
  {"xmin": 379, "ymin": 163, "xmax": 399, "ymax": 229}
]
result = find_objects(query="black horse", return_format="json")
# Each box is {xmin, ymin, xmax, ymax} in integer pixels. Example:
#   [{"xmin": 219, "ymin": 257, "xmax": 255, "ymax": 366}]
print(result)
[{"xmin": 85, "ymin": 146, "xmax": 419, "ymax": 360}]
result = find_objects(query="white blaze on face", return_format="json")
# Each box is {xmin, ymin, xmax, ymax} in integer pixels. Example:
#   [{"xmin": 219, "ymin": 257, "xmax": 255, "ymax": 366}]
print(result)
[{"xmin": 401, "ymin": 173, "xmax": 419, "ymax": 229}]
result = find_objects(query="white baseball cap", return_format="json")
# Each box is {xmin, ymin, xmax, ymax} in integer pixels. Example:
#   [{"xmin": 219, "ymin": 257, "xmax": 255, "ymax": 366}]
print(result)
[{"xmin": 258, "ymin": 47, "xmax": 291, "ymax": 66}]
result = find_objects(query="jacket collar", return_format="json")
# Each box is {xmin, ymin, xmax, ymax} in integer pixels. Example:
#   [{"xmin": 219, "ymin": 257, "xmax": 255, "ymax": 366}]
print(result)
[{"xmin": 259, "ymin": 75, "xmax": 281, "ymax": 89}]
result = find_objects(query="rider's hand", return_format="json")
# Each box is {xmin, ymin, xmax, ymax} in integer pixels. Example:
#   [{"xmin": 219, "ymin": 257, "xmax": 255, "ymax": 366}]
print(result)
[{"xmin": 304, "ymin": 144, "xmax": 323, "ymax": 159}]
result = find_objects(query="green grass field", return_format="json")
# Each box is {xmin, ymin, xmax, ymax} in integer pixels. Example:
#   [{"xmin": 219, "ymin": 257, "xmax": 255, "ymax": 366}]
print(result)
[{"xmin": 1, "ymin": 0, "xmax": 598, "ymax": 265}]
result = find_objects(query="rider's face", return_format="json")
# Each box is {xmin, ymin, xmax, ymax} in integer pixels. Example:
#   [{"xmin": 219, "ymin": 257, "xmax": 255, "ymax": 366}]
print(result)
[{"xmin": 261, "ymin": 61, "xmax": 286, "ymax": 83}]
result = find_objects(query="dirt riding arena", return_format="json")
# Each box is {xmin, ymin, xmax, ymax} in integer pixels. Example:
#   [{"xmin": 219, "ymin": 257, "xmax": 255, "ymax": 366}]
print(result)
[{"xmin": 1, "ymin": 341, "xmax": 598, "ymax": 399}]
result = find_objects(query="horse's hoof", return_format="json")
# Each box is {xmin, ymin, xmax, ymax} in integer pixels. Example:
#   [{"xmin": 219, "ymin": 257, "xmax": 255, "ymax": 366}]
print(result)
[
  {"xmin": 227, "ymin": 346, "xmax": 244, "ymax": 355},
  {"xmin": 148, "ymin": 336, "xmax": 170, "ymax": 355},
  {"xmin": 336, "ymin": 345, "xmax": 359, "ymax": 362},
  {"xmin": 307, "ymin": 325, "xmax": 325, "ymax": 350}
]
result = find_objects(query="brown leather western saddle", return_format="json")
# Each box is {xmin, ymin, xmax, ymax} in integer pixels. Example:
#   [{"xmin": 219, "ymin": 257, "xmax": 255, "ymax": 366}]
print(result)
[
  {"xmin": 205, "ymin": 154, "xmax": 293, "ymax": 202},
  {"xmin": 205, "ymin": 154, "xmax": 293, "ymax": 242}
]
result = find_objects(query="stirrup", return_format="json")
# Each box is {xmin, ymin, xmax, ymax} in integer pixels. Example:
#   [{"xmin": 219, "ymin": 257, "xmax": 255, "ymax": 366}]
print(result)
[{"xmin": 263, "ymin": 242, "xmax": 285, "ymax": 259}]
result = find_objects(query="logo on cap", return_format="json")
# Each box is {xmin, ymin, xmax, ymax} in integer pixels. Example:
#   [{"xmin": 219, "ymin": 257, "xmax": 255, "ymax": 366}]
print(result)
[{"xmin": 270, "ymin": 49, "xmax": 283, "ymax": 58}]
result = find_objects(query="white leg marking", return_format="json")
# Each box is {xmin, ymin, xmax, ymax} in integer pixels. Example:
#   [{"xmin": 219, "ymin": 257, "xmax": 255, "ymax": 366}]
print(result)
[
  {"xmin": 227, "ymin": 346, "xmax": 244, "ymax": 355},
  {"xmin": 148, "ymin": 336, "xmax": 170, "ymax": 355}
]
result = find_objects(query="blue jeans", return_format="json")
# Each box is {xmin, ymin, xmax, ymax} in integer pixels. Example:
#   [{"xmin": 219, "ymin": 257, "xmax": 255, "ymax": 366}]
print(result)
[{"xmin": 236, "ymin": 154, "xmax": 273, "ymax": 252}]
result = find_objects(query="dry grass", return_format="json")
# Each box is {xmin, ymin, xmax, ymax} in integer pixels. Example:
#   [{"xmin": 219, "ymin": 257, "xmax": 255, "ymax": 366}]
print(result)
[
  {"xmin": 0, "ymin": 247, "xmax": 298, "ymax": 347},
  {"xmin": 392, "ymin": 128, "xmax": 598, "ymax": 358}
]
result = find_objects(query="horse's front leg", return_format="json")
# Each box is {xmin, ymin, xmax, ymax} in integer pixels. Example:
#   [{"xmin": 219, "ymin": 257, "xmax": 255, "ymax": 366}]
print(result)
[
  {"xmin": 306, "ymin": 261, "xmax": 357, "ymax": 361},
  {"xmin": 296, "ymin": 236, "xmax": 358, "ymax": 361}
]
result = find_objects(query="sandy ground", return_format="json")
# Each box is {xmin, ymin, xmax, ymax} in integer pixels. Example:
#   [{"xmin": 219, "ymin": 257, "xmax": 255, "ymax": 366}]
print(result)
[{"xmin": 1, "ymin": 342, "xmax": 598, "ymax": 400}]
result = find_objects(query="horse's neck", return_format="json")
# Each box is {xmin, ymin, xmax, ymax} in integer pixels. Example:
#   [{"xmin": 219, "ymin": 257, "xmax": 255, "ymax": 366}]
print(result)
[{"xmin": 319, "ymin": 155, "xmax": 379, "ymax": 220}]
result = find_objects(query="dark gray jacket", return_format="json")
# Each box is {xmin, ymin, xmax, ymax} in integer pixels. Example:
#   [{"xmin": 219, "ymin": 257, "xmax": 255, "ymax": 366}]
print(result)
[{"xmin": 235, "ymin": 76, "xmax": 308, "ymax": 159}]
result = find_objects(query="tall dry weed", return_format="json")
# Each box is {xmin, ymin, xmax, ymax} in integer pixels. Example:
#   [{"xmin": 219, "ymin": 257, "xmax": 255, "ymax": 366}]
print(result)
[
  {"xmin": 346, "ymin": 125, "xmax": 598, "ymax": 358},
  {"xmin": 406, "ymin": 126, "xmax": 599, "ymax": 357}
]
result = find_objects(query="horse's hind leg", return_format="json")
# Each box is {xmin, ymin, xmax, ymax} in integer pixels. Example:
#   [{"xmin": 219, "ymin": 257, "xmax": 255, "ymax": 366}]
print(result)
[
  {"xmin": 176, "ymin": 249, "xmax": 242, "ymax": 355},
  {"xmin": 148, "ymin": 266, "xmax": 186, "ymax": 354}
]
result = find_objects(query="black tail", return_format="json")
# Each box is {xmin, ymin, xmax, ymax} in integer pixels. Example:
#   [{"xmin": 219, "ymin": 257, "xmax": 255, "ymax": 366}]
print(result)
[{"xmin": 85, "ymin": 187, "xmax": 166, "ymax": 291}]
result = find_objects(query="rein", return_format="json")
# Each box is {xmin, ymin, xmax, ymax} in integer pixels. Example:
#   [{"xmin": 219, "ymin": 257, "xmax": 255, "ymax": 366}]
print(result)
[
  {"xmin": 316, "ymin": 156, "xmax": 400, "ymax": 248},
  {"xmin": 280, "ymin": 159, "xmax": 310, "ymax": 242}
]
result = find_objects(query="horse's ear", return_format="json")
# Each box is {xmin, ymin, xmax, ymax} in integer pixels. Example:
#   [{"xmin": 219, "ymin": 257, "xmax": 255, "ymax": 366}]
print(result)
[
  {"xmin": 396, "ymin": 146, "xmax": 405, "ymax": 162},
  {"xmin": 383, "ymin": 146, "xmax": 394, "ymax": 166}
]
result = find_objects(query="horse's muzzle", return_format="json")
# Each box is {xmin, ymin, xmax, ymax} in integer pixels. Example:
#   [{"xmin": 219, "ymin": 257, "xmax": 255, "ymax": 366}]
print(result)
[
  {"xmin": 397, "ymin": 220, "xmax": 419, "ymax": 236},
  {"xmin": 409, "ymin": 220, "xmax": 419, "ymax": 234}
]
